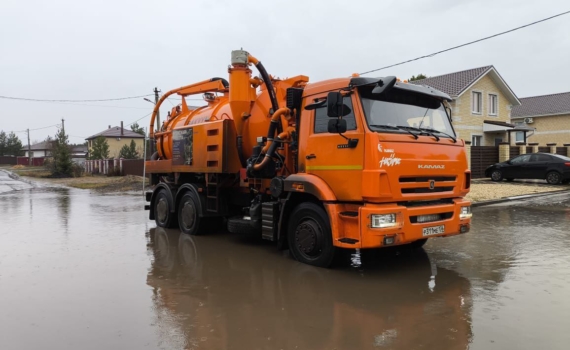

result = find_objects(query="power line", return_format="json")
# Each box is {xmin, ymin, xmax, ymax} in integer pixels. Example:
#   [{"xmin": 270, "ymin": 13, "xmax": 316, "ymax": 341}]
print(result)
[
  {"xmin": 359, "ymin": 10, "xmax": 570, "ymax": 75},
  {"xmin": 14, "ymin": 123, "xmax": 61, "ymax": 133},
  {"xmin": 125, "ymin": 112, "xmax": 152, "ymax": 127},
  {"xmin": 0, "ymin": 93, "xmax": 153, "ymax": 103}
]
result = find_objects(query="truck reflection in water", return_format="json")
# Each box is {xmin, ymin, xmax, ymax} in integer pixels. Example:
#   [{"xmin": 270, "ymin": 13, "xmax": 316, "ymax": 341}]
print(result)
[{"xmin": 146, "ymin": 228, "xmax": 472, "ymax": 350}]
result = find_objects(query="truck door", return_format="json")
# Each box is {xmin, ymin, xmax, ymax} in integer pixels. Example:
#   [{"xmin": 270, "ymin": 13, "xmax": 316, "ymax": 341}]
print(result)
[{"xmin": 301, "ymin": 94, "xmax": 365, "ymax": 201}]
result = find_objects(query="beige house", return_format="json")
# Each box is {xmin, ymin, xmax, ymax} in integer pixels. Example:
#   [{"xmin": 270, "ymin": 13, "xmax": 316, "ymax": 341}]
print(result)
[
  {"xmin": 511, "ymin": 92, "xmax": 570, "ymax": 146},
  {"xmin": 86, "ymin": 125, "xmax": 144, "ymax": 159},
  {"xmin": 411, "ymin": 66, "xmax": 533, "ymax": 146}
]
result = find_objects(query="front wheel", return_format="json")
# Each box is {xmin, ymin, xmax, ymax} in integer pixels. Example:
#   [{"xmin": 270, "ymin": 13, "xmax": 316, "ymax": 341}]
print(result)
[
  {"xmin": 546, "ymin": 171, "xmax": 561, "ymax": 185},
  {"xmin": 288, "ymin": 202, "xmax": 336, "ymax": 268},
  {"xmin": 410, "ymin": 239, "xmax": 428, "ymax": 249},
  {"xmin": 491, "ymin": 170, "xmax": 503, "ymax": 182}
]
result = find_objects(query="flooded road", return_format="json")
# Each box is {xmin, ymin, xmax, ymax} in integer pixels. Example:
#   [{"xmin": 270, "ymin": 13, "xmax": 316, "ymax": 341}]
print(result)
[{"xmin": 1, "ymin": 172, "xmax": 570, "ymax": 349}]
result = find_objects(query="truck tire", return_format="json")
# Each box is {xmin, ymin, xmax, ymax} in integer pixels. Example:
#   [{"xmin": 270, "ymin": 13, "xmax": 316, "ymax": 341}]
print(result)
[
  {"xmin": 410, "ymin": 238, "xmax": 427, "ymax": 249},
  {"xmin": 178, "ymin": 192, "xmax": 208, "ymax": 235},
  {"xmin": 154, "ymin": 189, "xmax": 178, "ymax": 228},
  {"xmin": 288, "ymin": 202, "xmax": 335, "ymax": 268}
]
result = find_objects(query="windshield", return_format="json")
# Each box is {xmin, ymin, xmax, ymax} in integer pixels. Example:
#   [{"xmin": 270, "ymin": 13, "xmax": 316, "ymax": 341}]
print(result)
[{"xmin": 358, "ymin": 86, "xmax": 456, "ymax": 138}]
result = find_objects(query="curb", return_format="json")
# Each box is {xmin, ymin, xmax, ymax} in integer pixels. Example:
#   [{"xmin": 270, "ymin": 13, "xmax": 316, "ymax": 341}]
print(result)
[{"xmin": 472, "ymin": 189, "xmax": 569, "ymax": 207}]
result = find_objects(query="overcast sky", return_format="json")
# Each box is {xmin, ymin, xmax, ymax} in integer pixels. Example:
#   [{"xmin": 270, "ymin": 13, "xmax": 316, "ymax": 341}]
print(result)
[{"xmin": 1, "ymin": 0, "xmax": 568, "ymax": 144}]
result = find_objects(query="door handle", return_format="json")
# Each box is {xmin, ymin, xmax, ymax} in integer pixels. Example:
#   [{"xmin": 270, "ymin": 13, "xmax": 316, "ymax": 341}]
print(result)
[{"xmin": 306, "ymin": 154, "xmax": 316, "ymax": 160}]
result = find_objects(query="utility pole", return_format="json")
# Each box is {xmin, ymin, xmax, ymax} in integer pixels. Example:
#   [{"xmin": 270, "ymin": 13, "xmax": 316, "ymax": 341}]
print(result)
[
  {"xmin": 154, "ymin": 87, "xmax": 161, "ymax": 128},
  {"xmin": 27, "ymin": 128, "xmax": 31, "ymax": 166},
  {"xmin": 61, "ymin": 118, "xmax": 65, "ymax": 132}
]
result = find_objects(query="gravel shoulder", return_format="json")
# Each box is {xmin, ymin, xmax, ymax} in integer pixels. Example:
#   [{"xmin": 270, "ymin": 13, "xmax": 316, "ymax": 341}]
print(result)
[{"xmin": 467, "ymin": 180, "xmax": 568, "ymax": 202}]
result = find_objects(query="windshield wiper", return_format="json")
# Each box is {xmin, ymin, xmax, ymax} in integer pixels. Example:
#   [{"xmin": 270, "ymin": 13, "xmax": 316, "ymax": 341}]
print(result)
[
  {"xmin": 369, "ymin": 124, "xmax": 419, "ymax": 139},
  {"xmin": 418, "ymin": 127, "xmax": 457, "ymax": 143},
  {"xmin": 397, "ymin": 126, "xmax": 440, "ymax": 141}
]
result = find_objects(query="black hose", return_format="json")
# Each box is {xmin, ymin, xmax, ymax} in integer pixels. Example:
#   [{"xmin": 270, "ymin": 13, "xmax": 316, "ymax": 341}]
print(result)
[
  {"xmin": 265, "ymin": 136, "xmax": 281, "ymax": 160},
  {"xmin": 255, "ymin": 62, "xmax": 279, "ymax": 113}
]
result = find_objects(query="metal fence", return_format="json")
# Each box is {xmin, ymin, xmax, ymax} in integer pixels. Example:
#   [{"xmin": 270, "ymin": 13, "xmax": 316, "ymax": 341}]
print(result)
[
  {"xmin": 0, "ymin": 156, "xmax": 17, "ymax": 165},
  {"xmin": 556, "ymin": 147, "xmax": 567, "ymax": 156},
  {"xmin": 470, "ymin": 146, "xmax": 499, "ymax": 178},
  {"xmin": 84, "ymin": 159, "xmax": 144, "ymax": 176}
]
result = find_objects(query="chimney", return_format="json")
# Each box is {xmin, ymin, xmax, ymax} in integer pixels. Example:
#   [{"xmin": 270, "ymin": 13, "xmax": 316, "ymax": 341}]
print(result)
[
  {"xmin": 121, "ymin": 121, "xmax": 124, "ymax": 136},
  {"xmin": 108, "ymin": 125, "xmax": 111, "ymax": 129}
]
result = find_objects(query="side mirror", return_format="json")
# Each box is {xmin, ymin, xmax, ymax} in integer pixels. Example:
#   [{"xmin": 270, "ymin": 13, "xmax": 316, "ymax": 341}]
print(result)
[
  {"xmin": 327, "ymin": 92, "xmax": 351, "ymax": 118},
  {"xmin": 328, "ymin": 119, "xmax": 347, "ymax": 134},
  {"xmin": 371, "ymin": 76, "xmax": 397, "ymax": 95}
]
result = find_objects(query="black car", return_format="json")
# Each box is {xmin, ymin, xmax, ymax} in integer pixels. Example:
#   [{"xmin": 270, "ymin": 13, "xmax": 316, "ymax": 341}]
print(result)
[{"xmin": 485, "ymin": 153, "xmax": 570, "ymax": 184}]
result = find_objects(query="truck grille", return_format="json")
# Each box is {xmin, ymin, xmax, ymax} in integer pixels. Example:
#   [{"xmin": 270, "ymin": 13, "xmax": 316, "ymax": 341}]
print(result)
[
  {"xmin": 402, "ymin": 187, "xmax": 454, "ymax": 194},
  {"xmin": 399, "ymin": 176, "xmax": 456, "ymax": 195}
]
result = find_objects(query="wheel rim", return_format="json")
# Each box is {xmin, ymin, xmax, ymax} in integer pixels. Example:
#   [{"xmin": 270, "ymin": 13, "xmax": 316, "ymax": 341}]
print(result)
[
  {"xmin": 548, "ymin": 173, "xmax": 560, "ymax": 184},
  {"xmin": 156, "ymin": 198, "xmax": 168, "ymax": 224},
  {"xmin": 492, "ymin": 171, "xmax": 501, "ymax": 181},
  {"xmin": 180, "ymin": 200, "xmax": 197, "ymax": 231},
  {"xmin": 295, "ymin": 219, "xmax": 324, "ymax": 259}
]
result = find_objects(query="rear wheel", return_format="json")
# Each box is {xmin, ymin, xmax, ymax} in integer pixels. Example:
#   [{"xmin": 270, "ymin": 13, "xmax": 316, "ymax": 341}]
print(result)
[
  {"xmin": 546, "ymin": 171, "xmax": 561, "ymax": 185},
  {"xmin": 491, "ymin": 170, "xmax": 503, "ymax": 182},
  {"xmin": 288, "ymin": 202, "xmax": 335, "ymax": 268},
  {"xmin": 154, "ymin": 189, "xmax": 177, "ymax": 228},
  {"xmin": 178, "ymin": 192, "xmax": 207, "ymax": 235}
]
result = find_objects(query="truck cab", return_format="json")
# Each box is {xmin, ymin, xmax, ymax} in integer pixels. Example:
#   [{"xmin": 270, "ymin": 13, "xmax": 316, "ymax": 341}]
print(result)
[{"xmin": 283, "ymin": 76, "xmax": 471, "ymax": 263}]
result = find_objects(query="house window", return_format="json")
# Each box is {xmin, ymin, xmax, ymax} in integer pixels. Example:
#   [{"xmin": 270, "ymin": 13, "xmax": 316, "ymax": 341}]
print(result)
[
  {"xmin": 472, "ymin": 91, "xmax": 482, "ymax": 114},
  {"xmin": 471, "ymin": 135, "xmax": 482, "ymax": 146},
  {"xmin": 488, "ymin": 94, "xmax": 498, "ymax": 116},
  {"xmin": 515, "ymin": 131, "xmax": 524, "ymax": 142}
]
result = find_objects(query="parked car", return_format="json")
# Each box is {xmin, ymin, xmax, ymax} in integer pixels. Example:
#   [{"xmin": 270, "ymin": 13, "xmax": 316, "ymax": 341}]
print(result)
[{"xmin": 485, "ymin": 153, "xmax": 570, "ymax": 184}]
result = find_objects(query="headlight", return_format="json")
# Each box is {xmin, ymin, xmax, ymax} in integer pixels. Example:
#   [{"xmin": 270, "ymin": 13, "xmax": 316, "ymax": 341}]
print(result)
[
  {"xmin": 371, "ymin": 214, "xmax": 397, "ymax": 228},
  {"xmin": 459, "ymin": 206, "xmax": 472, "ymax": 219}
]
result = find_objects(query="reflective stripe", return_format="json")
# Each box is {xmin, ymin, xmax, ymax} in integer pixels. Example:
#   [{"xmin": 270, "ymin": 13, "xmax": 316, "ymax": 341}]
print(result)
[{"xmin": 306, "ymin": 165, "xmax": 363, "ymax": 170}]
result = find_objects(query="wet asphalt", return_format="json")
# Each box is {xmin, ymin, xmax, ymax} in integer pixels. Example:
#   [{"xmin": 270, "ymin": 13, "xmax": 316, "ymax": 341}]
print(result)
[{"xmin": 1, "ymin": 169, "xmax": 570, "ymax": 350}]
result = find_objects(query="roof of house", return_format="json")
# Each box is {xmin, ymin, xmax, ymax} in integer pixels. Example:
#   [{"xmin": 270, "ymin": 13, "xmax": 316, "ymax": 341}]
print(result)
[
  {"xmin": 21, "ymin": 140, "xmax": 54, "ymax": 151},
  {"xmin": 511, "ymin": 91, "xmax": 570, "ymax": 118},
  {"xmin": 409, "ymin": 65, "xmax": 520, "ymax": 105},
  {"xmin": 71, "ymin": 145, "xmax": 88, "ymax": 153},
  {"xmin": 86, "ymin": 126, "xmax": 145, "ymax": 140}
]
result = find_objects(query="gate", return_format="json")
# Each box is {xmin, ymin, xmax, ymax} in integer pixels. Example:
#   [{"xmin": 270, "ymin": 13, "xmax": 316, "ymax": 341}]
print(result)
[
  {"xmin": 556, "ymin": 147, "xmax": 567, "ymax": 156},
  {"xmin": 471, "ymin": 146, "xmax": 499, "ymax": 179},
  {"xmin": 538, "ymin": 146, "xmax": 549, "ymax": 153}
]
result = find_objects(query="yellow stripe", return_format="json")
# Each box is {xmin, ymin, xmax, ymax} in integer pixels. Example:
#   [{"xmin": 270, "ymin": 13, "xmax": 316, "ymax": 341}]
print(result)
[{"xmin": 306, "ymin": 165, "xmax": 363, "ymax": 171}]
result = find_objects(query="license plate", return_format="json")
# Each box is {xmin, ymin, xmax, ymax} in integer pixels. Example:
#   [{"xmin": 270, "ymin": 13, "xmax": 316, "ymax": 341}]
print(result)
[{"xmin": 422, "ymin": 225, "xmax": 445, "ymax": 236}]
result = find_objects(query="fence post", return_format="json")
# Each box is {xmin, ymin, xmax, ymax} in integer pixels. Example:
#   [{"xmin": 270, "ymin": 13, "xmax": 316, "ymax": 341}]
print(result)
[
  {"xmin": 565, "ymin": 144, "xmax": 570, "ymax": 157},
  {"xmin": 498, "ymin": 143, "xmax": 510, "ymax": 163},
  {"xmin": 517, "ymin": 142, "xmax": 526, "ymax": 155},
  {"xmin": 120, "ymin": 158, "xmax": 123, "ymax": 174},
  {"xmin": 464, "ymin": 141, "xmax": 471, "ymax": 170},
  {"xmin": 547, "ymin": 143, "xmax": 557, "ymax": 154},
  {"xmin": 529, "ymin": 143, "xmax": 539, "ymax": 154}
]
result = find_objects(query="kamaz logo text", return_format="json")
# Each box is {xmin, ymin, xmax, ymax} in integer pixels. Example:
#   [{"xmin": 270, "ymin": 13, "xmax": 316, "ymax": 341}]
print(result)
[{"xmin": 418, "ymin": 165, "xmax": 445, "ymax": 169}]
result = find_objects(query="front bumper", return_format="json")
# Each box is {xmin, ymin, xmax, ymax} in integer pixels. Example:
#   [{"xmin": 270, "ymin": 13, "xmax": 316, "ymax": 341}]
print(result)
[{"xmin": 329, "ymin": 198, "xmax": 471, "ymax": 249}]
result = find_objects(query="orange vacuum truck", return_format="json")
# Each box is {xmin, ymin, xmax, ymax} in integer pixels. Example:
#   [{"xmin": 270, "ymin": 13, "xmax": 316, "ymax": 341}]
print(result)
[{"xmin": 144, "ymin": 49, "xmax": 472, "ymax": 267}]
